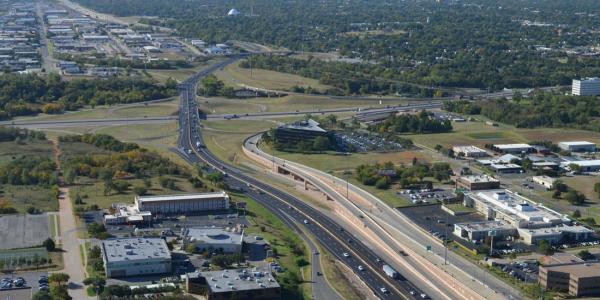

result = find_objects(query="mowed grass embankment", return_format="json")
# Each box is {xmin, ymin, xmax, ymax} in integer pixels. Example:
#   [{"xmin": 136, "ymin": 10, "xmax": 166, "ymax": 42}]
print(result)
[{"xmin": 214, "ymin": 59, "xmax": 333, "ymax": 92}]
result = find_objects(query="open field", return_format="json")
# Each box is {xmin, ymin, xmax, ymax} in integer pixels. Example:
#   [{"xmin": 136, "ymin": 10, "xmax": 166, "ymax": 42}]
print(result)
[
  {"xmin": 1, "ymin": 185, "xmax": 58, "ymax": 213},
  {"xmin": 71, "ymin": 175, "xmax": 199, "ymax": 210},
  {"xmin": 0, "ymin": 214, "xmax": 50, "ymax": 250},
  {"xmin": 13, "ymin": 97, "xmax": 179, "ymax": 123},
  {"xmin": 200, "ymin": 93, "xmax": 412, "ymax": 115},
  {"xmin": 402, "ymin": 120, "xmax": 600, "ymax": 149},
  {"xmin": 214, "ymin": 60, "xmax": 332, "ymax": 92},
  {"xmin": 0, "ymin": 139, "xmax": 54, "ymax": 166}
]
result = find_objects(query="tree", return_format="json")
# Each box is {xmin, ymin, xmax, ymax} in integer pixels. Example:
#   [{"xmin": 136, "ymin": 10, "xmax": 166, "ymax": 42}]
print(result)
[
  {"xmin": 578, "ymin": 250, "xmax": 594, "ymax": 261},
  {"xmin": 133, "ymin": 186, "xmax": 147, "ymax": 196},
  {"xmin": 49, "ymin": 273, "xmax": 70, "ymax": 286},
  {"xmin": 572, "ymin": 209, "xmax": 581, "ymax": 218},
  {"xmin": 537, "ymin": 240, "xmax": 553, "ymax": 256},
  {"xmin": 42, "ymin": 238, "xmax": 55, "ymax": 251},
  {"xmin": 569, "ymin": 163, "xmax": 583, "ymax": 174},
  {"xmin": 32, "ymin": 291, "xmax": 52, "ymax": 300},
  {"xmin": 186, "ymin": 244, "xmax": 196, "ymax": 254},
  {"xmin": 564, "ymin": 190, "xmax": 585, "ymax": 205},
  {"xmin": 312, "ymin": 136, "xmax": 330, "ymax": 152},
  {"xmin": 434, "ymin": 144, "xmax": 443, "ymax": 152}
]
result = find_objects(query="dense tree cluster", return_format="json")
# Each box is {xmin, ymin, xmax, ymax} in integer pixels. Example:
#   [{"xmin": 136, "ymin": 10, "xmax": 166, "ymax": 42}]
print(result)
[
  {"xmin": 197, "ymin": 74, "xmax": 235, "ymax": 97},
  {"xmin": 444, "ymin": 93, "xmax": 600, "ymax": 131},
  {"xmin": 59, "ymin": 134, "xmax": 139, "ymax": 153},
  {"xmin": 369, "ymin": 111, "xmax": 452, "ymax": 134},
  {"xmin": 0, "ymin": 157, "xmax": 57, "ymax": 185},
  {"xmin": 0, "ymin": 73, "xmax": 177, "ymax": 119},
  {"xmin": 355, "ymin": 161, "xmax": 451, "ymax": 190},
  {"xmin": 74, "ymin": 0, "xmax": 600, "ymax": 89}
]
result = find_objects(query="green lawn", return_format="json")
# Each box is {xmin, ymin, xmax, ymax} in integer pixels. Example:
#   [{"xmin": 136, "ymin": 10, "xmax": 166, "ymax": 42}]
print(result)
[
  {"xmin": 444, "ymin": 203, "xmax": 475, "ymax": 214},
  {"xmin": 214, "ymin": 60, "xmax": 333, "ymax": 92},
  {"xmin": 0, "ymin": 139, "xmax": 54, "ymax": 166}
]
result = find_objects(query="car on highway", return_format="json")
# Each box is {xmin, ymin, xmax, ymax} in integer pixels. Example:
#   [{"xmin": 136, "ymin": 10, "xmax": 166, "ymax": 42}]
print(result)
[
  {"xmin": 380, "ymin": 287, "xmax": 389, "ymax": 294},
  {"xmin": 420, "ymin": 293, "xmax": 429, "ymax": 299},
  {"xmin": 343, "ymin": 252, "xmax": 350, "ymax": 258},
  {"xmin": 303, "ymin": 219, "xmax": 309, "ymax": 224},
  {"xmin": 357, "ymin": 265, "xmax": 365, "ymax": 271}
]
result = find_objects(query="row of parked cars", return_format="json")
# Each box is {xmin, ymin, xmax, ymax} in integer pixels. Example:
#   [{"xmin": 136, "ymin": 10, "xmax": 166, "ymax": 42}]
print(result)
[
  {"xmin": 555, "ymin": 240, "xmax": 600, "ymax": 250},
  {"xmin": 0, "ymin": 277, "xmax": 26, "ymax": 289}
]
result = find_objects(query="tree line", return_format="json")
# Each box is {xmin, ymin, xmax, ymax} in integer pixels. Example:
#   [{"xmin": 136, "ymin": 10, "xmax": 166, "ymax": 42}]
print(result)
[
  {"xmin": 368, "ymin": 111, "xmax": 452, "ymax": 134},
  {"xmin": 355, "ymin": 160, "xmax": 452, "ymax": 190},
  {"xmin": 0, "ymin": 73, "xmax": 178, "ymax": 119}
]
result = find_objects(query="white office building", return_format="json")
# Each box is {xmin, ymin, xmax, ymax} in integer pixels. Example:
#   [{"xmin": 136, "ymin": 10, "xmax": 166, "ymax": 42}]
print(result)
[
  {"xmin": 102, "ymin": 238, "xmax": 171, "ymax": 278},
  {"xmin": 135, "ymin": 192, "xmax": 230, "ymax": 215},
  {"xmin": 561, "ymin": 160, "xmax": 600, "ymax": 172},
  {"xmin": 452, "ymin": 145, "xmax": 489, "ymax": 158},
  {"xmin": 492, "ymin": 143, "xmax": 534, "ymax": 154},
  {"xmin": 572, "ymin": 78, "xmax": 600, "ymax": 96},
  {"xmin": 463, "ymin": 189, "xmax": 593, "ymax": 245}
]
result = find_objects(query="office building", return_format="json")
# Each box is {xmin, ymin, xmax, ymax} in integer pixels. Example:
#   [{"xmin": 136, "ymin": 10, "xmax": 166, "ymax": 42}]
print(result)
[
  {"xmin": 453, "ymin": 221, "xmax": 517, "ymax": 242},
  {"xmin": 452, "ymin": 145, "xmax": 489, "ymax": 158},
  {"xmin": 183, "ymin": 227, "xmax": 244, "ymax": 254},
  {"xmin": 104, "ymin": 203, "xmax": 152, "ymax": 225},
  {"xmin": 492, "ymin": 143, "xmax": 534, "ymax": 154},
  {"xmin": 572, "ymin": 78, "xmax": 600, "ymax": 96},
  {"xmin": 539, "ymin": 261, "xmax": 600, "ymax": 297},
  {"xmin": 102, "ymin": 238, "xmax": 171, "ymax": 278},
  {"xmin": 456, "ymin": 175, "xmax": 500, "ymax": 191},
  {"xmin": 135, "ymin": 192, "xmax": 230, "ymax": 215},
  {"xmin": 558, "ymin": 141, "xmax": 597, "ymax": 152},
  {"xmin": 463, "ymin": 189, "xmax": 593, "ymax": 245},
  {"xmin": 186, "ymin": 267, "xmax": 281, "ymax": 300},
  {"xmin": 489, "ymin": 163, "xmax": 523, "ymax": 174},
  {"xmin": 273, "ymin": 119, "xmax": 329, "ymax": 145}
]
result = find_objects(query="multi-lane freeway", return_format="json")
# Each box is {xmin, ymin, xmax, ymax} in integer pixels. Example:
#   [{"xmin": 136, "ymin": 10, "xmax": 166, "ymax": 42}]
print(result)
[{"xmin": 175, "ymin": 63, "xmax": 429, "ymax": 299}]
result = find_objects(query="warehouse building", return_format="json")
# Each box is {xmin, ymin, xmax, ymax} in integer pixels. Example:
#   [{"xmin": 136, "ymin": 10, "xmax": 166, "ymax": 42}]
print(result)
[
  {"xmin": 452, "ymin": 145, "xmax": 489, "ymax": 158},
  {"xmin": 532, "ymin": 176, "xmax": 556, "ymax": 190},
  {"xmin": 572, "ymin": 77, "xmax": 600, "ymax": 96},
  {"xmin": 539, "ymin": 261, "xmax": 600, "ymax": 297},
  {"xmin": 489, "ymin": 163, "xmax": 523, "ymax": 174},
  {"xmin": 273, "ymin": 119, "xmax": 329, "ymax": 145},
  {"xmin": 558, "ymin": 141, "xmax": 597, "ymax": 152},
  {"xmin": 183, "ymin": 227, "xmax": 244, "ymax": 254},
  {"xmin": 492, "ymin": 143, "xmax": 534, "ymax": 154},
  {"xmin": 463, "ymin": 189, "xmax": 593, "ymax": 245},
  {"xmin": 185, "ymin": 267, "xmax": 280, "ymax": 300},
  {"xmin": 456, "ymin": 175, "xmax": 500, "ymax": 191},
  {"xmin": 135, "ymin": 192, "xmax": 230, "ymax": 215},
  {"xmin": 561, "ymin": 160, "xmax": 600, "ymax": 172},
  {"xmin": 102, "ymin": 238, "xmax": 171, "ymax": 278}
]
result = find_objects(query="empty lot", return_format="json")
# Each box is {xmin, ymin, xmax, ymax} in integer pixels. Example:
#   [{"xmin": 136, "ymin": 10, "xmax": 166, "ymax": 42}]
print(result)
[{"xmin": 0, "ymin": 214, "xmax": 50, "ymax": 250}]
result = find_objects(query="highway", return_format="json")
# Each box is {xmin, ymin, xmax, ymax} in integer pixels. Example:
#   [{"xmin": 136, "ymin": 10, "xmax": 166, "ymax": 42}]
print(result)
[{"xmin": 175, "ymin": 63, "xmax": 427, "ymax": 299}]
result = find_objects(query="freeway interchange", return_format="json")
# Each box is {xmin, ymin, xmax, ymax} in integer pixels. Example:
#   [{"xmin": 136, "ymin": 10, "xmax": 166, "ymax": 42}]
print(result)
[{"xmin": 176, "ymin": 62, "xmax": 428, "ymax": 299}]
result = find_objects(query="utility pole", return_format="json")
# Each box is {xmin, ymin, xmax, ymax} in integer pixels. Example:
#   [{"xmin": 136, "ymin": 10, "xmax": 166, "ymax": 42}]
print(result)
[{"xmin": 444, "ymin": 213, "xmax": 449, "ymax": 265}]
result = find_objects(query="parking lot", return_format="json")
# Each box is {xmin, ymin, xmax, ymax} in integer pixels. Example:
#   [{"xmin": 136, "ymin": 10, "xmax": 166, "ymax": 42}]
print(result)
[
  {"xmin": 0, "ymin": 271, "xmax": 48, "ymax": 297},
  {"xmin": 396, "ymin": 188, "xmax": 456, "ymax": 205},
  {"xmin": 499, "ymin": 261, "xmax": 539, "ymax": 283},
  {"xmin": 0, "ymin": 214, "xmax": 50, "ymax": 250},
  {"xmin": 336, "ymin": 131, "xmax": 404, "ymax": 152}
]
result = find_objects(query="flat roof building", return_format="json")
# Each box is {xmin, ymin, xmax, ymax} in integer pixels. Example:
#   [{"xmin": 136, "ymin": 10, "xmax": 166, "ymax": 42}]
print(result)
[
  {"xmin": 561, "ymin": 160, "xmax": 600, "ymax": 172},
  {"xmin": 490, "ymin": 163, "xmax": 523, "ymax": 174},
  {"xmin": 186, "ymin": 267, "xmax": 281, "ymax": 300},
  {"xmin": 104, "ymin": 203, "xmax": 152, "ymax": 225},
  {"xmin": 453, "ymin": 220, "xmax": 517, "ymax": 242},
  {"xmin": 102, "ymin": 237, "xmax": 171, "ymax": 278},
  {"xmin": 456, "ymin": 175, "xmax": 500, "ymax": 191},
  {"xmin": 452, "ymin": 145, "xmax": 489, "ymax": 158},
  {"xmin": 135, "ymin": 192, "xmax": 230, "ymax": 215},
  {"xmin": 183, "ymin": 227, "xmax": 244, "ymax": 254},
  {"xmin": 572, "ymin": 77, "xmax": 600, "ymax": 96},
  {"xmin": 558, "ymin": 141, "xmax": 597, "ymax": 152},
  {"xmin": 464, "ymin": 189, "xmax": 593, "ymax": 245},
  {"xmin": 492, "ymin": 143, "xmax": 534, "ymax": 154},
  {"xmin": 539, "ymin": 261, "xmax": 600, "ymax": 297}
]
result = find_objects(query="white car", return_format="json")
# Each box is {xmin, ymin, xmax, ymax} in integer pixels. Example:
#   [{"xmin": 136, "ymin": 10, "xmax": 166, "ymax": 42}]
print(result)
[
  {"xmin": 343, "ymin": 252, "xmax": 350, "ymax": 258},
  {"xmin": 303, "ymin": 219, "xmax": 309, "ymax": 224},
  {"xmin": 357, "ymin": 265, "xmax": 365, "ymax": 271},
  {"xmin": 380, "ymin": 287, "xmax": 389, "ymax": 294}
]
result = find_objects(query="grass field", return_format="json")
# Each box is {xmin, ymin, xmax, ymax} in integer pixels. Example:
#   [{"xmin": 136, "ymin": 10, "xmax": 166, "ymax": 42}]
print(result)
[
  {"xmin": 214, "ymin": 60, "xmax": 332, "ymax": 92},
  {"xmin": 0, "ymin": 139, "xmax": 54, "ymax": 166},
  {"xmin": 444, "ymin": 203, "xmax": 476, "ymax": 214},
  {"xmin": 200, "ymin": 93, "xmax": 412, "ymax": 115},
  {"xmin": 403, "ymin": 120, "xmax": 600, "ymax": 149},
  {"xmin": 14, "ymin": 97, "xmax": 179, "ymax": 123}
]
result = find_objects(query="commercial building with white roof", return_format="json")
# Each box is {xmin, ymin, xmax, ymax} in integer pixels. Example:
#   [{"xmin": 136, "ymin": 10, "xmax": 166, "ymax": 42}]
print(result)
[
  {"xmin": 102, "ymin": 237, "xmax": 171, "ymax": 278},
  {"xmin": 183, "ymin": 227, "xmax": 244, "ymax": 254},
  {"xmin": 135, "ymin": 192, "xmax": 230, "ymax": 215},
  {"xmin": 463, "ymin": 189, "xmax": 593, "ymax": 245},
  {"xmin": 561, "ymin": 160, "xmax": 600, "ymax": 172},
  {"xmin": 104, "ymin": 203, "xmax": 152, "ymax": 225},
  {"xmin": 185, "ymin": 267, "xmax": 281, "ymax": 300},
  {"xmin": 452, "ymin": 145, "xmax": 489, "ymax": 158},
  {"xmin": 558, "ymin": 141, "xmax": 597, "ymax": 152}
]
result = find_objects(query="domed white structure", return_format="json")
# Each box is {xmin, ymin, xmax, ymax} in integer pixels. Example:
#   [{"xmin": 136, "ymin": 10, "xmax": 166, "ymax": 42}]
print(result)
[{"xmin": 227, "ymin": 8, "xmax": 241, "ymax": 16}]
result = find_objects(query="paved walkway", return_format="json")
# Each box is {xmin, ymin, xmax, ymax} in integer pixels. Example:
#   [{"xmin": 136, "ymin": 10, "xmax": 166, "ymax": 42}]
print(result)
[{"xmin": 57, "ymin": 188, "xmax": 91, "ymax": 299}]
